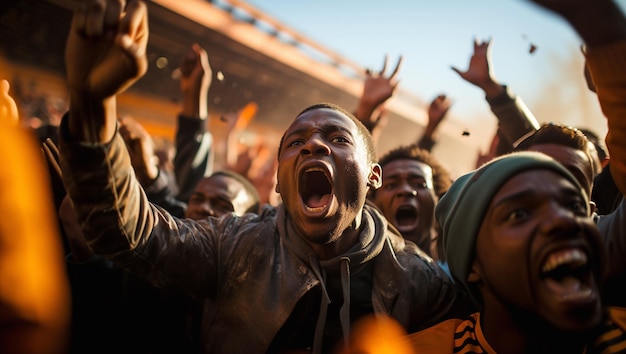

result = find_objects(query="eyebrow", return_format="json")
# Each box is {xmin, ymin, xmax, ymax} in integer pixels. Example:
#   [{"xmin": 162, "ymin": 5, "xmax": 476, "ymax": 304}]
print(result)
[
  {"xmin": 284, "ymin": 124, "xmax": 354, "ymax": 140},
  {"xmin": 492, "ymin": 190, "xmax": 532, "ymax": 208},
  {"xmin": 492, "ymin": 185, "xmax": 582, "ymax": 208}
]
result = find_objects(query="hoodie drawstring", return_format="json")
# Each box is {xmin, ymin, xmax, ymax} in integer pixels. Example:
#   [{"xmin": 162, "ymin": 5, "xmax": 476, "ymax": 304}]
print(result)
[
  {"xmin": 310, "ymin": 255, "xmax": 353, "ymax": 354},
  {"xmin": 310, "ymin": 254, "xmax": 331, "ymax": 354},
  {"xmin": 339, "ymin": 257, "xmax": 351, "ymax": 350}
]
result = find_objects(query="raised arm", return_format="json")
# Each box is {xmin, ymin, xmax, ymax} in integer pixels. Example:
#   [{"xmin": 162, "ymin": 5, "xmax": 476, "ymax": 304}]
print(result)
[
  {"xmin": 119, "ymin": 115, "xmax": 187, "ymax": 217},
  {"xmin": 416, "ymin": 94, "xmax": 452, "ymax": 152},
  {"xmin": 174, "ymin": 43, "xmax": 214, "ymax": 202},
  {"xmin": 60, "ymin": 1, "xmax": 221, "ymax": 293},
  {"xmin": 452, "ymin": 38, "xmax": 539, "ymax": 152},
  {"xmin": 532, "ymin": 0, "xmax": 626, "ymax": 191},
  {"xmin": 526, "ymin": 0, "xmax": 626, "ymax": 304}
]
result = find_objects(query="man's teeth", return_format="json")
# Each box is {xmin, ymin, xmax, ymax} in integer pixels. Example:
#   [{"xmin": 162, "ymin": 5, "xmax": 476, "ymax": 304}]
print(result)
[{"xmin": 542, "ymin": 249, "xmax": 587, "ymax": 273}]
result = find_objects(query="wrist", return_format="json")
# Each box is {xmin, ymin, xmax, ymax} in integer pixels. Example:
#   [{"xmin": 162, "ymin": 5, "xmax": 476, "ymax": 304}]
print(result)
[
  {"xmin": 181, "ymin": 96, "xmax": 208, "ymax": 119},
  {"xmin": 135, "ymin": 164, "xmax": 159, "ymax": 187},
  {"xmin": 68, "ymin": 93, "xmax": 117, "ymax": 143},
  {"xmin": 481, "ymin": 81, "xmax": 505, "ymax": 99}
]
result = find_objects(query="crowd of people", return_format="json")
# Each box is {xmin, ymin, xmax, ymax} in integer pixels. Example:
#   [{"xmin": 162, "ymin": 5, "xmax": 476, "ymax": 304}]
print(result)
[{"xmin": 2, "ymin": 0, "xmax": 626, "ymax": 353}]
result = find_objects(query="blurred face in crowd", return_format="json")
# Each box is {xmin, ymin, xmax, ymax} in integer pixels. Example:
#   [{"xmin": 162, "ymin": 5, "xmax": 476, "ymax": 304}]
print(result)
[
  {"xmin": 470, "ymin": 169, "xmax": 603, "ymax": 334},
  {"xmin": 185, "ymin": 174, "xmax": 256, "ymax": 220},
  {"xmin": 371, "ymin": 159, "xmax": 436, "ymax": 245},
  {"xmin": 528, "ymin": 144, "xmax": 595, "ymax": 198},
  {"xmin": 276, "ymin": 106, "xmax": 381, "ymax": 255}
]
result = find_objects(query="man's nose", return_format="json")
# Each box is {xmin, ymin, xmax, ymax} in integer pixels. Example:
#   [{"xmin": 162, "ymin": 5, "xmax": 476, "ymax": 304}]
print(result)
[
  {"xmin": 198, "ymin": 201, "xmax": 216, "ymax": 217},
  {"xmin": 397, "ymin": 181, "xmax": 417, "ymax": 197},
  {"xmin": 301, "ymin": 135, "xmax": 331, "ymax": 156},
  {"xmin": 539, "ymin": 203, "xmax": 580, "ymax": 237}
]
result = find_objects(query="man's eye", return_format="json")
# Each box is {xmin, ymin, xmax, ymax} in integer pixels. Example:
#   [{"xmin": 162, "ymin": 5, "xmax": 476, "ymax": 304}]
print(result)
[
  {"xmin": 383, "ymin": 183, "xmax": 397, "ymax": 190},
  {"xmin": 331, "ymin": 136, "xmax": 349, "ymax": 143},
  {"xmin": 506, "ymin": 208, "xmax": 530, "ymax": 222},
  {"xmin": 287, "ymin": 140, "xmax": 303, "ymax": 148},
  {"xmin": 214, "ymin": 201, "xmax": 234, "ymax": 213},
  {"xmin": 413, "ymin": 182, "xmax": 428, "ymax": 190}
]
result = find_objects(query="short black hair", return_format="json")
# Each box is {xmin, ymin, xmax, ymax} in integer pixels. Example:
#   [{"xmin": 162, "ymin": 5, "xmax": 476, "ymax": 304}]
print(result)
[
  {"xmin": 515, "ymin": 122, "xmax": 597, "ymax": 176},
  {"xmin": 277, "ymin": 102, "xmax": 377, "ymax": 164}
]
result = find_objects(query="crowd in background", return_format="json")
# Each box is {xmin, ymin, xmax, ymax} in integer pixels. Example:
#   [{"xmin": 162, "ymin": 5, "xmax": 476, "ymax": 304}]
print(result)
[{"xmin": 2, "ymin": 0, "xmax": 626, "ymax": 353}]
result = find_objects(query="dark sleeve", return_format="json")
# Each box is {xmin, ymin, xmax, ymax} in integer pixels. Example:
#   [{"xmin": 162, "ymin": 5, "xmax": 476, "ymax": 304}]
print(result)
[
  {"xmin": 592, "ymin": 161, "xmax": 623, "ymax": 215},
  {"xmin": 143, "ymin": 168, "xmax": 187, "ymax": 218},
  {"xmin": 174, "ymin": 115, "xmax": 214, "ymax": 203},
  {"xmin": 486, "ymin": 85, "xmax": 540, "ymax": 151}
]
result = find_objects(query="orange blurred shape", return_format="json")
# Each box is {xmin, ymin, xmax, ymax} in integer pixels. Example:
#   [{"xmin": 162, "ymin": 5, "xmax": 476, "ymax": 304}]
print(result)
[
  {"xmin": 235, "ymin": 101, "xmax": 258, "ymax": 131},
  {"xmin": 0, "ymin": 104, "xmax": 71, "ymax": 354},
  {"xmin": 340, "ymin": 314, "xmax": 416, "ymax": 354}
]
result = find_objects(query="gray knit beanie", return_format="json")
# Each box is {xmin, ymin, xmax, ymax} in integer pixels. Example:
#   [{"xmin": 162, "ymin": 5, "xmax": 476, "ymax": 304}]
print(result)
[{"xmin": 435, "ymin": 151, "xmax": 589, "ymax": 304}]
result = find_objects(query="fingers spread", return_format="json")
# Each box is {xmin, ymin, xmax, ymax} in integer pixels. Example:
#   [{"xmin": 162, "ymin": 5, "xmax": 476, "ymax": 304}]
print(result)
[
  {"xmin": 450, "ymin": 66, "xmax": 463, "ymax": 76},
  {"xmin": 379, "ymin": 54, "xmax": 389, "ymax": 75},
  {"xmin": 389, "ymin": 56, "xmax": 403, "ymax": 79}
]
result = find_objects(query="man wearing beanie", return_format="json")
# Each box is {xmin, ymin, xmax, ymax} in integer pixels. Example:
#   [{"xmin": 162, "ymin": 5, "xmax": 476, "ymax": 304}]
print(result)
[{"xmin": 405, "ymin": 151, "xmax": 626, "ymax": 353}]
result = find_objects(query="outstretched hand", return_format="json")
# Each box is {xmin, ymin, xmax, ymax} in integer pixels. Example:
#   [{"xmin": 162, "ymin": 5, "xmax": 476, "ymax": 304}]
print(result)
[
  {"xmin": 362, "ymin": 55, "xmax": 403, "ymax": 109},
  {"xmin": 416, "ymin": 94, "xmax": 452, "ymax": 151},
  {"xmin": 354, "ymin": 55, "xmax": 402, "ymax": 133},
  {"xmin": 427, "ymin": 94, "xmax": 452, "ymax": 128},
  {"xmin": 65, "ymin": 0, "xmax": 149, "ymax": 99},
  {"xmin": 451, "ymin": 39, "xmax": 496, "ymax": 89}
]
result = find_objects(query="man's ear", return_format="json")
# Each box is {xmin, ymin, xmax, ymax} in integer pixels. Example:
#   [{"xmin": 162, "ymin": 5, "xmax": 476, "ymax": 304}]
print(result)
[
  {"xmin": 368, "ymin": 163, "xmax": 382, "ymax": 190},
  {"xmin": 589, "ymin": 200, "xmax": 596, "ymax": 216},
  {"xmin": 275, "ymin": 183, "xmax": 280, "ymax": 195},
  {"xmin": 467, "ymin": 260, "xmax": 482, "ymax": 284}
]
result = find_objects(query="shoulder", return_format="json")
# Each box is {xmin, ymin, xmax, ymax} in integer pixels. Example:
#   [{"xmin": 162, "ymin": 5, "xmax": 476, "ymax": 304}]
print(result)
[
  {"xmin": 587, "ymin": 307, "xmax": 626, "ymax": 353},
  {"xmin": 404, "ymin": 316, "xmax": 468, "ymax": 354},
  {"xmin": 405, "ymin": 313, "xmax": 490, "ymax": 354}
]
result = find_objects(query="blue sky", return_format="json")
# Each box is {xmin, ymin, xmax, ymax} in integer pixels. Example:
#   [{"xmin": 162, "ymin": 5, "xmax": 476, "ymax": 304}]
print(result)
[{"xmin": 244, "ymin": 0, "xmax": 624, "ymax": 157}]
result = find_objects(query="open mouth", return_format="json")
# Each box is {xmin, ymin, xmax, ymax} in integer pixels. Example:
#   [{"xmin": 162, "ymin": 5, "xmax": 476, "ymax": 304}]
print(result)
[
  {"xmin": 540, "ymin": 248, "xmax": 594, "ymax": 301},
  {"xmin": 394, "ymin": 205, "xmax": 418, "ymax": 230},
  {"xmin": 300, "ymin": 168, "xmax": 332, "ymax": 212}
]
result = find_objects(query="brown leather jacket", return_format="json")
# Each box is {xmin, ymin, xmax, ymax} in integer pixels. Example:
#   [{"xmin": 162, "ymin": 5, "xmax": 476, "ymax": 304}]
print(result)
[{"xmin": 59, "ymin": 126, "xmax": 473, "ymax": 353}]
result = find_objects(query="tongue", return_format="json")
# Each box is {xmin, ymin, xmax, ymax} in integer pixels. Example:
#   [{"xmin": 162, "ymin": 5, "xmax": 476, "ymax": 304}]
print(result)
[
  {"xmin": 308, "ymin": 193, "xmax": 330, "ymax": 208},
  {"xmin": 546, "ymin": 276, "xmax": 583, "ymax": 296},
  {"xmin": 397, "ymin": 217, "xmax": 414, "ymax": 226}
]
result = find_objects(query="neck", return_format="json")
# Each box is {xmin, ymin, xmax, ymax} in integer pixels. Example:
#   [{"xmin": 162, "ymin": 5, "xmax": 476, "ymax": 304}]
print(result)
[{"xmin": 308, "ymin": 219, "xmax": 362, "ymax": 261}]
